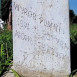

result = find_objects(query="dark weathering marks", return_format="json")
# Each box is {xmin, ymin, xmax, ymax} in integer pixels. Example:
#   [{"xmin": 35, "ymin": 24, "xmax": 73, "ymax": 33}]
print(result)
[{"xmin": 13, "ymin": 2, "xmax": 37, "ymax": 20}]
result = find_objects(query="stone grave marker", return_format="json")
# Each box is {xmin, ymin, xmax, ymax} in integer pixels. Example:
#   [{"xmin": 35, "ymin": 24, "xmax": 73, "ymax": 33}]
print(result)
[{"xmin": 12, "ymin": 0, "xmax": 71, "ymax": 77}]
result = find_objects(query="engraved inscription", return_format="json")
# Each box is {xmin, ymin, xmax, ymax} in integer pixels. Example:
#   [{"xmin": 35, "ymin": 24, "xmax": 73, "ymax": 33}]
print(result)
[{"xmin": 13, "ymin": 0, "xmax": 70, "ymax": 76}]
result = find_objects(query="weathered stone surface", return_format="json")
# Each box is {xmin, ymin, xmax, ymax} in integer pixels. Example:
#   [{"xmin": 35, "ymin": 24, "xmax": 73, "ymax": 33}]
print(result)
[
  {"xmin": 2, "ymin": 67, "xmax": 15, "ymax": 77},
  {"xmin": 12, "ymin": 0, "xmax": 71, "ymax": 77}
]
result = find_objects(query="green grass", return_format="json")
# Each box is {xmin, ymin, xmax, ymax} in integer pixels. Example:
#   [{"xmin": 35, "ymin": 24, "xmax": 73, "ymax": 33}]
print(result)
[
  {"xmin": 10, "ymin": 69, "xmax": 20, "ymax": 77},
  {"xmin": 0, "ymin": 29, "xmax": 13, "ymax": 76},
  {"xmin": 70, "ymin": 24, "xmax": 77, "ymax": 76},
  {"xmin": 69, "ymin": 69, "xmax": 77, "ymax": 77}
]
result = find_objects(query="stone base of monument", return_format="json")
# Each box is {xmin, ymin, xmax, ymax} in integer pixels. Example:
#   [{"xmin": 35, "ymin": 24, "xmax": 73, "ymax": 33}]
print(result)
[{"xmin": 13, "ymin": 65, "xmax": 69, "ymax": 77}]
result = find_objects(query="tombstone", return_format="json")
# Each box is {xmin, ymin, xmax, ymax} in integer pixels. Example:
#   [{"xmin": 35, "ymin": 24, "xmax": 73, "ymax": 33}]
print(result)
[{"xmin": 12, "ymin": 0, "xmax": 71, "ymax": 77}]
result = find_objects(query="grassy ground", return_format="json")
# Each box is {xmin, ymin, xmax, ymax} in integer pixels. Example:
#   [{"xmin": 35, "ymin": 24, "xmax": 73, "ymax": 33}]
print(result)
[{"xmin": 0, "ymin": 24, "xmax": 13, "ymax": 76}]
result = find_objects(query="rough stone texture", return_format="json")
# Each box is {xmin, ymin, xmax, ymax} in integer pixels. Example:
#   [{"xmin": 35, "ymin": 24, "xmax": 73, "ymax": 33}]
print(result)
[
  {"xmin": 12, "ymin": 0, "xmax": 71, "ymax": 77},
  {"xmin": 2, "ymin": 71, "xmax": 15, "ymax": 77},
  {"xmin": 1, "ymin": 66, "xmax": 15, "ymax": 77}
]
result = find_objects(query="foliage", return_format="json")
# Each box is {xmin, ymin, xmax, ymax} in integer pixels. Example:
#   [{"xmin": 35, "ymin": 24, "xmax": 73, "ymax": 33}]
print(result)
[
  {"xmin": 70, "ymin": 10, "xmax": 75, "ymax": 24},
  {"xmin": 10, "ymin": 69, "xmax": 20, "ymax": 77},
  {"xmin": 70, "ymin": 24, "xmax": 77, "ymax": 71},
  {"xmin": 69, "ymin": 69, "xmax": 77, "ymax": 77},
  {"xmin": 0, "ymin": 29, "xmax": 13, "ymax": 76},
  {"xmin": 1, "ymin": 0, "xmax": 11, "ymax": 21},
  {"xmin": 70, "ymin": 24, "xmax": 77, "ymax": 44},
  {"xmin": 73, "ymin": 16, "xmax": 77, "ymax": 23}
]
